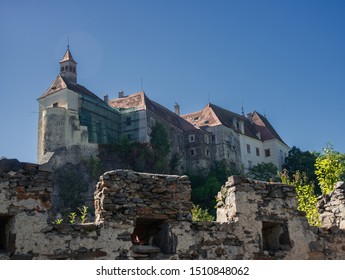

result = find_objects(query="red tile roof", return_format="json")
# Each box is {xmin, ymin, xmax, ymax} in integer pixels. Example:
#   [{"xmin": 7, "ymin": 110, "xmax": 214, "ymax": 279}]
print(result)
[
  {"xmin": 108, "ymin": 91, "xmax": 146, "ymax": 109},
  {"xmin": 109, "ymin": 92, "xmax": 199, "ymax": 132},
  {"xmin": 183, "ymin": 103, "xmax": 287, "ymax": 145},
  {"xmin": 251, "ymin": 111, "xmax": 286, "ymax": 144}
]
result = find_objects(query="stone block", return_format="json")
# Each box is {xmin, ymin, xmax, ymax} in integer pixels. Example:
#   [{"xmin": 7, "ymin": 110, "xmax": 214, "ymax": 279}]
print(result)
[
  {"xmin": 227, "ymin": 176, "xmax": 247, "ymax": 187},
  {"xmin": 137, "ymin": 207, "xmax": 153, "ymax": 215},
  {"xmin": 340, "ymin": 220, "xmax": 345, "ymax": 230},
  {"xmin": 132, "ymin": 245, "xmax": 160, "ymax": 254},
  {"xmin": 334, "ymin": 181, "xmax": 345, "ymax": 190}
]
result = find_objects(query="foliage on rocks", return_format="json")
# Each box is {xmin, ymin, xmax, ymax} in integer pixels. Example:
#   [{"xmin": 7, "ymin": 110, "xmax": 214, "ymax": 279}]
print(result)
[
  {"xmin": 281, "ymin": 144, "xmax": 345, "ymax": 227},
  {"xmin": 281, "ymin": 170, "xmax": 320, "ymax": 226},
  {"xmin": 191, "ymin": 204, "xmax": 215, "ymax": 221}
]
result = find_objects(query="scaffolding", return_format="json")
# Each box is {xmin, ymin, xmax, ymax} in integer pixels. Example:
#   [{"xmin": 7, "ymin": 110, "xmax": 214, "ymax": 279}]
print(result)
[
  {"xmin": 79, "ymin": 95, "xmax": 121, "ymax": 144},
  {"xmin": 79, "ymin": 95, "xmax": 142, "ymax": 144}
]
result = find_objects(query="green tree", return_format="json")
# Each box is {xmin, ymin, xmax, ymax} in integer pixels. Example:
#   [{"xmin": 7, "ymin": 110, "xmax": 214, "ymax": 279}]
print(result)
[
  {"xmin": 189, "ymin": 160, "xmax": 242, "ymax": 216},
  {"xmin": 170, "ymin": 152, "xmax": 181, "ymax": 174},
  {"xmin": 283, "ymin": 146, "xmax": 318, "ymax": 191},
  {"xmin": 110, "ymin": 123, "xmax": 172, "ymax": 174},
  {"xmin": 247, "ymin": 162, "xmax": 279, "ymax": 181},
  {"xmin": 281, "ymin": 144, "xmax": 345, "ymax": 227},
  {"xmin": 315, "ymin": 144, "xmax": 345, "ymax": 194},
  {"xmin": 54, "ymin": 163, "xmax": 89, "ymax": 211},
  {"xmin": 150, "ymin": 122, "xmax": 170, "ymax": 157},
  {"xmin": 150, "ymin": 122, "xmax": 171, "ymax": 173}
]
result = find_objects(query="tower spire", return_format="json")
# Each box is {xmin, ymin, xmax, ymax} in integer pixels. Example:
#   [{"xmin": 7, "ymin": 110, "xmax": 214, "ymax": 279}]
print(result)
[{"xmin": 59, "ymin": 45, "xmax": 77, "ymax": 84}]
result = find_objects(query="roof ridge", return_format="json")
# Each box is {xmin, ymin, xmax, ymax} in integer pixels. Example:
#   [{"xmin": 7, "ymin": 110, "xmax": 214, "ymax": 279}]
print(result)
[{"xmin": 209, "ymin": 103, "xmax": 246, "ymax": 119}]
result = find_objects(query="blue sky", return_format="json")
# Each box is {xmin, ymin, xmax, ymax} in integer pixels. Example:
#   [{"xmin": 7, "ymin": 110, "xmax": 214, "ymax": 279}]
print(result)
[{"xmin": 0, "ymin": 0, "xmax": 344, "ymax": 163}]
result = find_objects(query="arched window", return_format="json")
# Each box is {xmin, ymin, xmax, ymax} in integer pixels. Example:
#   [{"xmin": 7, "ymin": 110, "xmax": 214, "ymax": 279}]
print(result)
[
  {"xmin": 60, "ymin": 66, "xmax": 64, "ymax": 72},
  {"xmin": 65, "ymin": 65, "xmax": 68, "ymax": 71}
]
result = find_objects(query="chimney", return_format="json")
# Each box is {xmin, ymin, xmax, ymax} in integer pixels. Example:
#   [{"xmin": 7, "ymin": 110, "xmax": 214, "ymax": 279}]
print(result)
[
  {"xmin": 104, "ymin": 94, "xmax": 109, "ymax": 103},
  {"xmin": 174, "ymin": 103, "xmax": 180, "ymax": 115},
  {"xmin": 118, "ymin": 91, "xmax": 125, "ymax": 98}
]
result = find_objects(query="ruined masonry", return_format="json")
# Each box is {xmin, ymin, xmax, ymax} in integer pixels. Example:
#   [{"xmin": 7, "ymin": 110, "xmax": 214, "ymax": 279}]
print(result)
[{"xmin": 0, "ymin": 159, "xmax": 344, "ymax": 260}]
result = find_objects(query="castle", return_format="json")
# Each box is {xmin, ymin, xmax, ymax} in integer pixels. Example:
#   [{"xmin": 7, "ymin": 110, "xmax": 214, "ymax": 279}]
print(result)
[
  {"xmin": 37, "ymin": 47, "xmax": 289, "ymax": 173},
  {"xmin": 0, "ymin": 48, "xmax": 343, "ymax": 260}
]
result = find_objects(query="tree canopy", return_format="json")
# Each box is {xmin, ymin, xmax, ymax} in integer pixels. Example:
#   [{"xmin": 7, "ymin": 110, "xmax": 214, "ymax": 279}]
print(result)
[
  {"xmin": 283, "ymin": 146, "xmax": 318, "ymax": 185},
  {"xmin": 247, "ymin": 162, "xmax": 279, "ymax": 182},
  {"xmin": 281, "ymin": 144, "xmax": 345, "ymax": 226}
]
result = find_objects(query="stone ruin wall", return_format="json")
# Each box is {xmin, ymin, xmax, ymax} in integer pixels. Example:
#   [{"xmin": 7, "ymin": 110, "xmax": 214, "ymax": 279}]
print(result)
[{"xmin": 0, "ymin": 159, "xmax": 345, "ymax": 260}]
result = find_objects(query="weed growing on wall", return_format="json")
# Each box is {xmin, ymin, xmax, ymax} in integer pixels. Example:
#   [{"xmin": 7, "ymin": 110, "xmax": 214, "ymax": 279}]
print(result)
[{"xmin": 281, "ymin": 170, "xmax": 320, "ymax": 227}]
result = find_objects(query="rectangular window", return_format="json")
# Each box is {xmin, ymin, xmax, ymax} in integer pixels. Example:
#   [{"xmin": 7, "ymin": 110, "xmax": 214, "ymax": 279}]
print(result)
[
  {"xmin": 265, "ymin": 149, "xmax": 271, "ymax": 157},
  {"xmin": 188, "ymin": 134, "xmax": 195, "ymax": 143},
  {"xmin": 53, "ymin": 102, "xmax": 59, "ymax": 107},
  {"xmin": 212, "ymin": 135, "xmax": 216, "ymax": 142},
  {"xmin": 190, "ymin": 149, "xmax": 195, "ymax": 156},
  {"xmin": 248, "ymin": 160, "xmax": 253, "ymax": 169},
  {"xmin": 205, "ymin": 149, "xmax": 210, "ymax": 157},
  {"xmin": 256, "ymin": 147, "xmax": 260, "ymax": 156},
  {"xmin": 126, "ymin": 117, "xmax": 132, "ymax": 126},
  {"xmin": 247, "ymin": 144, "xmax": 251, "ymax": 154},
  {"xmin": 204, "ymin": 135, "xmax": 209, "ymax": 144}
]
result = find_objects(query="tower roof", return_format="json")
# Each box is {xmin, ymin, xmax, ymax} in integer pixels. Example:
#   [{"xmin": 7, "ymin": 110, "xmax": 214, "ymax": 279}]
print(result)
[
  {"xmin": 38, "ymin": 75, "xmax": 101, "ymax": 101},
  {"xmin": 59, "ymin": 48, "xmax": 77, "ymax": 64}
]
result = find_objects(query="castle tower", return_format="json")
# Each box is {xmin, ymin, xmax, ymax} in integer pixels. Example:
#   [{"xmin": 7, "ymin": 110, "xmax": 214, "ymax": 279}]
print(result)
[{"xmin": 59, "ymin": 46, "xmax": 77, "ymax": 84}]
